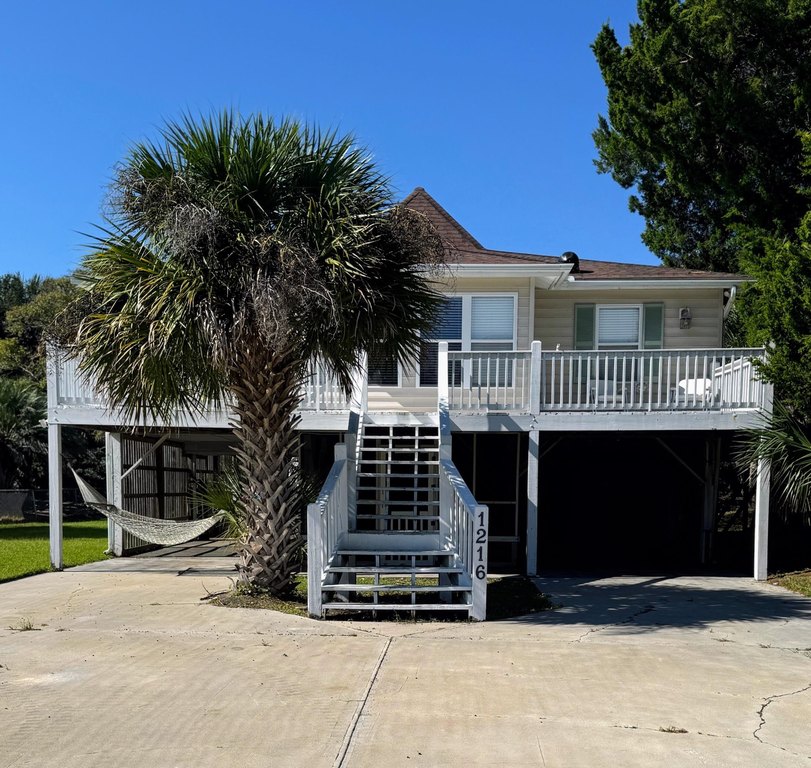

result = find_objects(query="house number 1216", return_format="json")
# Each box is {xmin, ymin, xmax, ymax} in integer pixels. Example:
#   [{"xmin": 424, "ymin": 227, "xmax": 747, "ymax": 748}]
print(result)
[{"xmin": 475, "ymin": 509, "xmax": 487, "ymax": 580}]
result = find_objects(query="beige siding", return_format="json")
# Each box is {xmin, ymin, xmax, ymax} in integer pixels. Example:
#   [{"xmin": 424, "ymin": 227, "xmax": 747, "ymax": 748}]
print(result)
[{"xmin": 534, "ymin": 287, "xmax": 724, "ymax": 350}]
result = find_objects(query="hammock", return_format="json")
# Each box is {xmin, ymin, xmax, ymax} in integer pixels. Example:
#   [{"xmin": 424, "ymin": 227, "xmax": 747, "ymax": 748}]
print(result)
[{"xmin": 70, "ymin": 467, "xmax": 227, "ymax": 547}]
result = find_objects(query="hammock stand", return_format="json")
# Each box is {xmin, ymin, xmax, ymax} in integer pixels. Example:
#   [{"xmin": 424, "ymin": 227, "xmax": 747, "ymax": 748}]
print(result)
[{"xmin": 70, "ymin": 467, "xmax": 226, "ymax": 547}]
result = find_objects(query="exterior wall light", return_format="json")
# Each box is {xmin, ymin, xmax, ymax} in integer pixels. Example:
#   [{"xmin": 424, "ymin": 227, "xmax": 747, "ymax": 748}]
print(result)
[{"xmin": 679, "ymin": 307, "xmax": 692, "ymax": 329}]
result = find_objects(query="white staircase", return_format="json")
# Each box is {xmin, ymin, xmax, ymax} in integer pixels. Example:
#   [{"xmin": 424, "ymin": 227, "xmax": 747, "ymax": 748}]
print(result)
[
  {"xmin": 306, "ymin": 354, "xmax": 489, "ymax": 620},
  {"xmin": 355, "ymin": 422, "xmax": 440, "ymax": 532}
]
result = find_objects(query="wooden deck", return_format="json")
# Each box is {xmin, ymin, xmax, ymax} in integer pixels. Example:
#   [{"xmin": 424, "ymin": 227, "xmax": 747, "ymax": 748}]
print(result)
[{"xmin": 47, "ymin": 345, "xmax": 771, "ymax": 432}]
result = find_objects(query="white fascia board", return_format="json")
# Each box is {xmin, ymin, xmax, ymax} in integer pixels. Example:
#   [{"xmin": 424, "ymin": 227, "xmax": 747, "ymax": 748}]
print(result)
[
  {"xmin": 450, "ymin": 264, "xmax": 572, "ymax": 288},
  {"xmin": 563, "ymin": 278, "xmax": 750, "ymax": 290}
]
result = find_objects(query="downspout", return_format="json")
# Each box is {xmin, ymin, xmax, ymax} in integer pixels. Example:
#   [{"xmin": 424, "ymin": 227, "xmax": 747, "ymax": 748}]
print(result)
[{"xmin": 723, "ymin": 285, "xmax": 737, "ymax": 319}]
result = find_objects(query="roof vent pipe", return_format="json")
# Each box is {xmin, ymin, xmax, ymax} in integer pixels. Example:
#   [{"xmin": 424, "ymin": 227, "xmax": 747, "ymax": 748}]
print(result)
[{"xmin": 560, "ymin": 251, "xmax": 580, "ymax": 273}]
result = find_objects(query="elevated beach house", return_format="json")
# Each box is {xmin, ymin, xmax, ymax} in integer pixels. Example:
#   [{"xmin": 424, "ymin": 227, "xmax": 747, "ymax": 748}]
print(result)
[{"xmin": 46, "ymin": 189, "xmax": 773, "ymax": 619}]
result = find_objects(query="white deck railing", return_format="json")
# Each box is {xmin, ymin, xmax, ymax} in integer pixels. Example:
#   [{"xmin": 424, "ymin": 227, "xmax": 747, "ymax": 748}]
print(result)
[
  {"xmin": 439, "ymin": 457, "xmax": 488, "ymax": 621},
  {"xmin": 439, "ymin": 344, "xmax": 769, "ymax": 414},
  {"xmin": 50, "ymin": 352, "xmax": 105, "ymax": 406},
  {"xmin": 48, "ymin": 347, "xmax": 349, "ymax": 416},
  {"xmin": 299, "ymin": 361, "xmax": 350, "ymax": 412},
  {"xmin": 540, "ymin": 348, "xmax": 768, "ymax": 411},
  {"xmin": 51, "ymin": 345, "xmax": 771, "ymax": 420},
  {"xmin": 446, "ymin": 349, "xmax": 535, "ymax": 411},
  {"xmin": 307, "ymin": 443, "xmax": 349, "ymax": 618}
]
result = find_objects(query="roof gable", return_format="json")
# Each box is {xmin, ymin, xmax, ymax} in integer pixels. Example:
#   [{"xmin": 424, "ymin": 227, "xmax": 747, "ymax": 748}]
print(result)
[{"xmin": 402, "ymin": 187, "xmax": 483, "ymax": 250}]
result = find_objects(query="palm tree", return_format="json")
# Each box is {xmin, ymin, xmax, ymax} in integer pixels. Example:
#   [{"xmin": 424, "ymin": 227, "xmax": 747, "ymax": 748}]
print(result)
[
  {"xmin": 0, "ymin": 378, "xmax": 46, "ymax": 488},
  {"xmin": 68, "ymin": 112, "xmax": 445, "ymax": 594},
  {"xmin": 737, "ymin": 401, "xmax": 811, "ymax": 523}
]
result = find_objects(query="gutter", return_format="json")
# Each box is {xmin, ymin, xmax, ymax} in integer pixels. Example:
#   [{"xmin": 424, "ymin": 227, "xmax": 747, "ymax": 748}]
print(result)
[
  {"xmin": 448, "ymin": 263, "xmax": 573, "ymax": 288},
  {"xmin": 563, "ymin": 278, "xmax": 750, "ymax": 290}
]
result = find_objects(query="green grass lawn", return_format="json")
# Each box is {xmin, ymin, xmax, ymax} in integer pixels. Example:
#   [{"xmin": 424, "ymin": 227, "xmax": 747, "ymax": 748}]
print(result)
[
  {"xmin": 0, "ymin": 519, "xmax": 109, "ymax": 583},
  {"xmin": 212, "ymin": 573, "xmax": 555, "ymax": 620},
  {"xmin": 769, "ymin": 570, "xmax": 811, "ymax": 597}
]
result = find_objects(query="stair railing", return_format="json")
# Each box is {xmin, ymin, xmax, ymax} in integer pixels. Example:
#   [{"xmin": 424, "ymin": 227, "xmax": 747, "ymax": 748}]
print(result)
[
  {"xmin": 307, "ymin": 442, "xmax": 349, "ymax": 618},
  {"xmin": 438, "ymin": 341, "xmax": 489, "ymax": 621},
  {"xmin": 439, "ymin": 456, "xmax": 488, "ymax": 620},
  {"xmin": 346, "ymin": 352, "xmax": 368, "ymax": 529}
]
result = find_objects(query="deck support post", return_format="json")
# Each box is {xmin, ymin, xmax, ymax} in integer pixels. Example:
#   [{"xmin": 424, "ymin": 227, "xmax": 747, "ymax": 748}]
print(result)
[
  {"xmin": 701, "ymin": 436, "xmax": 721, "ymax": 565},
  {"xmin": 106, "ymin": 432, "xmax": 124, "ymax": 556},
  {"xmin": 754, "ymin": 456, "xmax": 770, "ymax": 581},
  {"xmin": 525, "ymin": 341, "xmax": 542, "ymax": 576},
  {"xmin": 526, "ymin": 429, "xmax": 540, "ymax": 576},
  {"xmin": 48, "ymin": 423, "xmax": 63, "ymax": 570}
]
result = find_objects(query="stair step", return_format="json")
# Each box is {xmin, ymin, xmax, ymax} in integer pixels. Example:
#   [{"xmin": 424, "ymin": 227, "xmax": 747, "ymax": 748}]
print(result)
[
  {"xmin": 361, "ymin": 460, "xmax": 440, "ymax": 465},
  {"xmin": 361, "ymin": 438, "xmax": 439, "ymax": 453},
  {"xmin": 357, "ymin": 500, "xmax": 438, "ymax": 507},
  {"xmin": 358, "ymin": 484, "xmax": 439, "ymax": 493},
  {"xmin": 322, "ymin": 584, "xmax": 470, "ymax": 593},
  {"xmin": 356, "ymin": 472, "xmax": 439, "ymax": 478},
  {"xmin": 322, "ymin": 602, "xmax": 471, "ymax": 612},
  {"xmin": 327, "ymin": 566, "xmax": 463, "ymax": 574},
  {"xmin": 336, "ymin": 549, "xmax": 452, "ymax": 556}
]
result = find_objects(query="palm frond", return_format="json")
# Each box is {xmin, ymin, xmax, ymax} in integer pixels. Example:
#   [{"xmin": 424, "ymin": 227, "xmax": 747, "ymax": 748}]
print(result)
[{"xmin": 736, "ymin": 401, "xmax": 811, "ymax": 517}]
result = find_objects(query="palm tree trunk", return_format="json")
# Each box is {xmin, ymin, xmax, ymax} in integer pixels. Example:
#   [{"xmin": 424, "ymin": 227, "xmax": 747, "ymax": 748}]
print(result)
[{"xmin": 229, "ymin": 346, "xmax": 305, "ymax": 594}]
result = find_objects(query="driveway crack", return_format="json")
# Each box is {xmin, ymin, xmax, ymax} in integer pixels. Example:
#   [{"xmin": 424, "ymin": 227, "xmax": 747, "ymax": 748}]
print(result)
[
  {"xmin": 572, "ymin": 604, "xmax": 657, "ymax": 643},
  {"xmin": 753, "ymin": 682, "xmax": 811, "ymax": 749},
  {"xmin": 334, "ymin": 636, "xmax": 392, "ymax": 767}
]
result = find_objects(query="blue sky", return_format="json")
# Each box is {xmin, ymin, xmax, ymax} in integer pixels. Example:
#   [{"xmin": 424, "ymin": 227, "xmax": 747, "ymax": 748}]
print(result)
[{"xmin": 0, "ymin": 1, "xmax": 652, "ymax": 277}]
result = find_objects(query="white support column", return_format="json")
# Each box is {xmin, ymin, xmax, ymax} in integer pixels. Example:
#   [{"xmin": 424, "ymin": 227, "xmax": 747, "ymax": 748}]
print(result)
[
  {"xmin": 754, "ymin": 379, "xmax": 774, "ymax": 581},
  {"xmin": 526, "ymin": 340, "xmax": 542, "ymax": 576},
  {"xmin": 48, "ymin": 423, "xmax": 63, "ymax": 570},
  {"xmin": 106, "ymin": 432, "xmax": 124, "ymax": 556},
  {"xmin": 307, "ymin": 500, "xmax": 323, "ymax": 618},
  {"xmin": 526, "ymin": 429, "xmax": 540, "ymax": 576},
  {"xmin": 754, "ymin": 456, "xmax": 770, "ymax": 581},
  {"xmin": 529, "ymin": 340, "xmax": 542, "ymax": 413}
]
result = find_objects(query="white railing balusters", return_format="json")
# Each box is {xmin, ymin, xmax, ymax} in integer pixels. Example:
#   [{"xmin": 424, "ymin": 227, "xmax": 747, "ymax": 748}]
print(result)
[
  {"xmin": 307, "ymin": 443, "xmax": 349, "ymax": 618},
  {"xmin": 528, "ymin": 348, "xmax": 768, "ymax": 413},
  {"xmin": 439, "ymin": 457, "xmax": 488, "ymax": 621}
]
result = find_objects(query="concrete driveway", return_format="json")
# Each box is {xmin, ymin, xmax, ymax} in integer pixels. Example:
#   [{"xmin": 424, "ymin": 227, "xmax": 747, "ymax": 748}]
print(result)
[{"xmin": 1, "ymin": 560, "xmax": 809, "ymax": 767}]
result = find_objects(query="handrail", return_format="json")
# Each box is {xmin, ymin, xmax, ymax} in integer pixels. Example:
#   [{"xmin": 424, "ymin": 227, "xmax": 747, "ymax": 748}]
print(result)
[
  {"xmin": 438, "ymin": 342, "xmax": 488, "ymax": 621},
  {"xmin": 538, "ymin": 347, "xmax": 769, "ymax": 412},
  {"xmin": 439, "ymin": 457, "xmax": 488, "ymax": 621},
  {"xmin": 345, "ymin": 352, "xmax": 368, "ymax": 529},
  {"xmin": 48, "ymin": 345, "xmax": 351, "ymax": 417},
  {"xmin": 307, "ymin": 443, "xmax": 349, "ymax": 618}
]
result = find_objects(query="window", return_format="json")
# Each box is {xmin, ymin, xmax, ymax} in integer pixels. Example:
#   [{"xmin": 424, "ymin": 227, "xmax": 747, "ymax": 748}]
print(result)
[
  {"xmin": 574, "ymin": 303, "xmax": 664, "ymax": 351},
  {"xmin": 596, "ymin": 306, "xmax": 640, "ymax": 350},
  {"xmin": 419, "ymin": 294, "xmax": 516, "ymax": 386},
  {"xmin": 419, "ymin": 297, "xmax": 462, "ymax": 387},
  {"xmin": 368, "ymin": 352, "xmax": 399, "ymax": 387}
]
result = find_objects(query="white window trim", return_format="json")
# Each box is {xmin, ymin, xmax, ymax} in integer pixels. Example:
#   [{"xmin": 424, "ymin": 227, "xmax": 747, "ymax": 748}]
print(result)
[
  {"xmin": 417, "ymin": 292, "xmax": 518, "ymax": 387},
  {"xmin": 595, "ymin": 304, "xmax": 643, "ymax": 350}
]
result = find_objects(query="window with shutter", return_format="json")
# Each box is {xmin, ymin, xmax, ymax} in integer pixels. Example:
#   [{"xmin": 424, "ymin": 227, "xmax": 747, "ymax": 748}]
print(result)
[
  {"xmin": 418, "ymin": 294, "xmax": 516, "ymax": 386},
  {"xmin": 419, "ymin": 297, "xmax": 463, "ymax": 387},
  {"xmin": 596, "ymin": 306, "xmax": 641, "ymax": 350}
]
